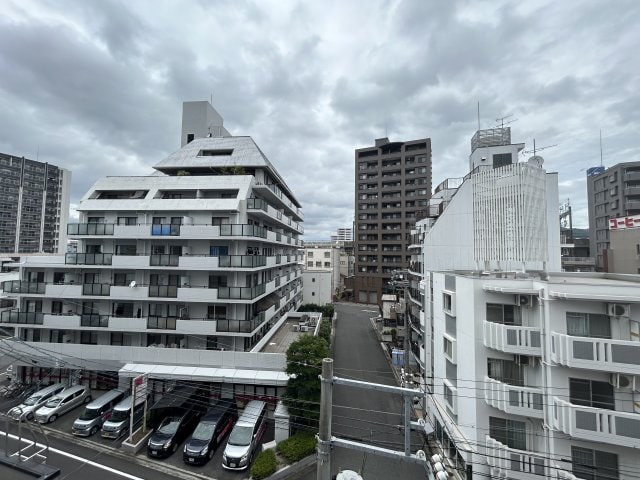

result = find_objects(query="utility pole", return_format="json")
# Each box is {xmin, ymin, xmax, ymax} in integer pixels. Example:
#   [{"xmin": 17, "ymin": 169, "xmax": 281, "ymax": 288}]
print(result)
[{"xmin": 318, "ymin": 358, "xmax": 333, "ymax": 480}]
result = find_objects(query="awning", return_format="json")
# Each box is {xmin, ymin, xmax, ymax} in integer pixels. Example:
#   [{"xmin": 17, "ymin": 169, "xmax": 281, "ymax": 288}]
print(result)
[{"xmin": 119, "ymin": 363, "xmax": 289, "ymax": 386}]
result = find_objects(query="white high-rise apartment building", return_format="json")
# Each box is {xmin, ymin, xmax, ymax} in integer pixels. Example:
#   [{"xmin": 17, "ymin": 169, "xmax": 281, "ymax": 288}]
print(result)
[
  {"xmin": 0, "ymin": 101, "xmax": 303, "ymax": 395},
  {"xmin": 417, "ymin": 128, "xmax": 640, "ymax": 480}
]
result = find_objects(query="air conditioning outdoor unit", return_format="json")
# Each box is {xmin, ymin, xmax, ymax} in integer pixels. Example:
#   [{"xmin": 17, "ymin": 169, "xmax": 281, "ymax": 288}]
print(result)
[
  {"xmin": 516, "ymin": 294, "xmax": 533, "ymax": 308},
  {"xmin": 607, "ymin": 303, "xmax": 630, "ymax": 317},
  {"xmin": 609, "ymin": 373, "xmax": 633, "ymax": 389}
]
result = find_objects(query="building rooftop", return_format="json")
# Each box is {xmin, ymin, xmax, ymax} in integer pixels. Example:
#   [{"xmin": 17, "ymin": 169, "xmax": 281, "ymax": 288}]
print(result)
[{"xmin": 260, "ymin": 312, "xmax": 323, "ymax": 353}]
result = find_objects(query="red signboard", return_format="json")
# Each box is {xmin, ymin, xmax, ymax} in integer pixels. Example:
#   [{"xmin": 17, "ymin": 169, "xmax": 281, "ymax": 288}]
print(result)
[{"xmin": 609, "ymin": 214, "xmax": 640, "ymax": 230}]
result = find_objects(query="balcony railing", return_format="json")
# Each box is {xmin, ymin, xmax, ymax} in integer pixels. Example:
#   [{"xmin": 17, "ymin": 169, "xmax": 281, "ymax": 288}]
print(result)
[
  {"xmin": 484, "ymin": 377, "xmax": 544, "ymax": 419},
  {"xmin": 551, "ymin": 333, "xmax": 640, "ymax": 376},
  {"xmin": 220, "ymin": 224, "xmax": 267, "ymax": 238},
  {"xmin": 147, "ymin": 316, "xmax": 177, "ymax": 330},
  {"xmin": 82, "ymin": 284, "xmax": 111, "ymax": 296},
  {"xmin": 218, "ymin": 255, "xmax": 267, "ymax": 268},
  {"xmin": 0, "ymin": 310, "xmax": 43, "ymax": 324},
  {"xmin": 485, "ymin": 435, "xmax": 546, "ymax": 479},
  {"xmin": 150, "ymin": 254, "xmax": 180, "ymax": 267},
  {"xmin": 67, "ymin": 223, "xmax": 115, "ymax": 235},
  {"xmin": 148, "ymin": 285, "xmax": 178, "ymax": 298},
  {"xmin": 80, "ymin": 314, "xmax": 109, "ymax": 327},
  {"xmin": 150, "ymin": 224, "xmax": 181, "ymax": 236},
  {"xmin": 65, "ymin": 253, "xmax": 113, "ymax": 265},
  {"xmin": 218, "ymin": 284, "xmax": 266, "ymax": 300},
  {"xmin": 216, "ymin": 313, "xmax": 265, "ymax": 333},
  {"xmin": 2, "ymin": 280, "xmax": 45, "ymax": 294},
  {"xmin": 483, "ymin": 321, "xmax": 542, "ymax": 356},
  {"xmin": 552, "ymin": 397, "xmax": 640, "ymax": 447}
]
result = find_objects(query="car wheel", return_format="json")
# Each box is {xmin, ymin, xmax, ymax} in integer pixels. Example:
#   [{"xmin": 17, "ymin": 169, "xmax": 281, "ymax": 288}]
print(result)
[
  {"xmin": 26, "ymin": 412, "xmax": 34, "ymax": 421},
  {"xmin": 90, "ymin": 426, "xmax": 98, "ymax": 436},
  {"xmin": 84, "ymin": 396, "xmax": 92, "ymax": 404},
  {"xmin": 49, "ymin": 414, "xmax": 57, "ymax": 423}
]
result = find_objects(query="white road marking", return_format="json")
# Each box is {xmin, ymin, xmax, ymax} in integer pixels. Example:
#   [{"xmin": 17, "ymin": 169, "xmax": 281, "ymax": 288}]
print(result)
[{"xmin": 0, "ymin": 430, "xmax": 145, "ymax": 480}]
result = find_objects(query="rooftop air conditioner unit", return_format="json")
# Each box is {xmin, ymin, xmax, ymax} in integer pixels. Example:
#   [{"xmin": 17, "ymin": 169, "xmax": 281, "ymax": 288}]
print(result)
[
  {"xmin": 516, "ymin": 294, "xmax": 533, "ymax": 308},
  {"xmin": 610, "ymin": 373, "xmax": 633, "ymax": 389},
  {"xmin": 608, "ymin": 303, "xmax": 630, "ymax": 317}
]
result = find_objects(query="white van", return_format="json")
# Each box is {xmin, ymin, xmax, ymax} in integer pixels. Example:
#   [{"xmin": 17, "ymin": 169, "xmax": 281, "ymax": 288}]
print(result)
[
  {"xmin": 101, "ymin": 395, "xmax": 145, "ymax": 439},
  {"xmin": 7, "ymin": 383, "xmax": 65, "ymax": 421},
  {"xmin": 72, "ymin": 389, "xmax": 126, "ymax": 436},
  {"xmin": 35, "ymin": 385, "xmax": 91, "ymax": 424},
  {"xmin": 222, "ymin": 400, "xmax": 267, "ymax": 470}
]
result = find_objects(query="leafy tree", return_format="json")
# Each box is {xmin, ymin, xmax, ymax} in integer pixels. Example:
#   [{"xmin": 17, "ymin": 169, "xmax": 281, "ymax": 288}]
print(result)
[
  {"xmin": 284, "ymin": 334, "xmax": 329, "ymax": 427},
  {"xmin": 298, "ymin": 303, "xmax": 334, "ymax": 319}
]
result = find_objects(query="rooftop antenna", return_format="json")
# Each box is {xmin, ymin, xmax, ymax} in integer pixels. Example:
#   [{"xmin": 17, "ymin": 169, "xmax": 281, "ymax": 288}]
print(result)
[
  {"xmin": 495, "ymin": 114, "xmax": 517, "ymax": 129},
  {"xmin": 522, "ymin": 138, "xmax": 558, "ymax": 156},
  {"xmin": 599, "ymin": 129, "xmax": 603, "ymax": 167}
]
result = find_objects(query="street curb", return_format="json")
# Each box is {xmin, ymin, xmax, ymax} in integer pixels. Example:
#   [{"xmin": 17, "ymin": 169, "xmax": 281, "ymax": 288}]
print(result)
[{"xmin": 39, "ymin": 426, "xmax": 217, "ymax": 480}]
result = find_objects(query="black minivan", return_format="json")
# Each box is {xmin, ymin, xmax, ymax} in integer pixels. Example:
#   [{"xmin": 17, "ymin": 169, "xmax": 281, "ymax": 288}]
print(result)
[
  {"xmin": 147, "ymin": 408, "xmax": 202, "ymax": 458},
  {"xmin": 183, "ymin": 400, "xmax": 238, "ymax": 465}
]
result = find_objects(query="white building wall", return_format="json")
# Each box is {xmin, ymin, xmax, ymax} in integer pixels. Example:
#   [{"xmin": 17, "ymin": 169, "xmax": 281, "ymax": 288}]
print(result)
[{"xmin": 302, "ymin": 270, "xmax": 332, "ymax": 305}]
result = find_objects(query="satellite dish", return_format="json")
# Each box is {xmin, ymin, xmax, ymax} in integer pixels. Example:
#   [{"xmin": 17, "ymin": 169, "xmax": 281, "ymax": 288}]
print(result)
[
  {"xmin": 527, "ymin": 155, "xmax": 544, "ymax": 167},
  {"xmin": 129, "ymin": 281, "xmax": 137, "ymax": 288}
]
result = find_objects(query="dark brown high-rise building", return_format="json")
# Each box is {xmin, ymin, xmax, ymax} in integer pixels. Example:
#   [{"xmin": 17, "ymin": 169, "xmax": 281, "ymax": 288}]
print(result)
[{"xmin": 353, "ymin": 137, "xmax": 432, "ymax": 304}]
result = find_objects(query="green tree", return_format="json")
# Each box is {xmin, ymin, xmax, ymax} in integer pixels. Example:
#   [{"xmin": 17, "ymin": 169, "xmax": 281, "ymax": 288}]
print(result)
[
  {"xmin": 284, "ymin": 334, "xmax": 329, "ymax": 427},
  {"xmin": 298, "ymin": 303, "xmax": 334, "ymax": 319}
]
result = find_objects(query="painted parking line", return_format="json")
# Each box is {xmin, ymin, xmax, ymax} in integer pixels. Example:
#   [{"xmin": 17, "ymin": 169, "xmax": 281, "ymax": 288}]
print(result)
[{"xmin": 0, "ymin": 430, "xmax": 145, "ymax": 480}]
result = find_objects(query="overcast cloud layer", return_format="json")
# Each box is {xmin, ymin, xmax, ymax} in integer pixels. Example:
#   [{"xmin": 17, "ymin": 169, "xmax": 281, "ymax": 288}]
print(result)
[{"xmin": 1, "ymin": 0, "xmax": 639, "ymax": 239}]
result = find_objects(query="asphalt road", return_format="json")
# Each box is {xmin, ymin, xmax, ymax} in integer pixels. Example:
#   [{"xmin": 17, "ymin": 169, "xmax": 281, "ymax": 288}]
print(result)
[{"xmin": 330, "ymin": 302, "xmax": 427, "ymax": 479}]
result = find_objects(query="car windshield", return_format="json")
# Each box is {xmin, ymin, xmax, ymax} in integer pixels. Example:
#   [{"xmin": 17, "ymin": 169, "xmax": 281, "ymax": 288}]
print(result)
[
  {"xmin": 79, "ymin": 407, "xmax": 100, "ymax": 420},
  {"xmin": 157, "ymin": 417, "xmax": 180, "ymax": 435},
  {"xmin": 191, "ymin": 422, "xmax": 215, "ymax": 441},
  {"xmin": 227, "ymin": 425, "xmax": 252, "ymax": 446},
  {"xmin": 23, "ymin": 395, "xmax": 42, "ymax": 406},
  {"xmin": 110, "ymin": 409, "xmax": 129, "ymax": 422},
  {"xmin": 44, "ymin": 397, "xmax": 61, "ymax": 408}
]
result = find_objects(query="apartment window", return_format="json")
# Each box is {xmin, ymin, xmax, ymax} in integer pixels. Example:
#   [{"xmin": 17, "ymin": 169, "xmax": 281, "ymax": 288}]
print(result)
[
  {"xmin": 115, "ymin": 244, "xmax": 136, "ymax": 255},
  {"xmin": 443, "ymin": 337, "xmax": 453, "ymax": 359},
  {"xmin": 569, "ymin": 378, "xmax": 614, "ymax": 410},
  {"xmin": 324, "ymin": 252, "xmax": 330, "ymax": 258},
  {"xmin": 312, "ymin": 292, "xmax": 315, "ymax": 296},
  {"xmin": 117, "ymin": 217, "xmax": 137, "ymax": 225},
  {"xmin": 445, "ymin": 314, "xmax": 456, "ymax": 336},
  {"xmin": 315, "ymin": 262, "xmax": 321, "ymax": 267},
  {"xmin": 211, "ymin": 217, "xmax": 229, "ymax": 226},
  {"xmin": 113, "ymin": 272, "xmax": 135, "ymax": 286},
  {"xmin": 445, "ymin": 360, "xmax": 457, "ymax": 387},
  {"xmin": 324, "ymin": 262, "xmax": 331, "ymax": 267},
  {"xmin": 571, "ymin": 446, "xmax": 618, "ymax": 480},
  {"xmin": 51, "ymin": 301, "xmax": 62, "ymax": 314},
  {"xmin": 307, "ymin": 261, "xmax": 313, "ymax": 267},
  {"xmin": 308, "ymin": 252, "xmax": 314, "ymax": 258},
  {"xmin": 207, "ymin": 305, "xmax": 227, "ymax": 320},
  {"xmin": 566, "ymin": 312, "xmax": 611, "ymax": 338},
  {"xmin": 80, "ymin": 331, "xmax": 97, "ymax": 345},
  {"xmin": 489, "ymin": 417, "xmax": 526, "ymax": 450},
  {"xmin": 486, "ymin": 303, "xmax": 521, "ymax": 325},
  {"xmin": 487, "ymin": 358, "xmax": 524, "ymax": 386},
  {"xmin": 113, "ymin": 302, "xmax": 134, "ymax": 318},
  {"xmin": 492, "ymin": 153, "xmax": 513, "ymax": 168},
  {"xmin": 208, "ymin": 275, "xmax": 228, "ymax": 288},
  {"xmin": 111, "ymin": 332, "xmax": 123, "ymax": 346},
  {"xmin": 87, "ymin": 217, "xmax": 105, "ymax": 224},
  {"xmin": 210, "ymin": 245, "xmax": 229, "ymax": 256}
]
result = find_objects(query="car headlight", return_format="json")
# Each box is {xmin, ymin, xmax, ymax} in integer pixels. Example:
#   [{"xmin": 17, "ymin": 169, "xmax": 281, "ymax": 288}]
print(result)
[
  {"xmin": 240, "ymin": 453, "xmax": 248, "ymax": 462},
  {"xmin": 223, "ymin": 453, "xmax": 227, "ymax": 461},
  {"xmin": 201, "ymin": 446, "xmax": 208, "ymax": 456},
  {"xmin": 164, "ymin": 440, "xmax": 172, "ymax": 449}
]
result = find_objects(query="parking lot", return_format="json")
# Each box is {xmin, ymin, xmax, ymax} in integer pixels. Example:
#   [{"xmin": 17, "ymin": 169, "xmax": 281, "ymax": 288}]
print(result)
[{"xmin": 2, "ymin": 386, "xmax": 275, "ymax": 479}]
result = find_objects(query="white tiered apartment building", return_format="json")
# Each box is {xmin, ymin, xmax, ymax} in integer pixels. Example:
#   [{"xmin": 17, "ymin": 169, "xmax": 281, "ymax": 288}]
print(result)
[
  {"xmin": 0, "ymin": 101, "xmax": 303, "ymax": 401},
  {"xmin": 413, "ymin": 128, "xmax": 640, "ymax": 480}
]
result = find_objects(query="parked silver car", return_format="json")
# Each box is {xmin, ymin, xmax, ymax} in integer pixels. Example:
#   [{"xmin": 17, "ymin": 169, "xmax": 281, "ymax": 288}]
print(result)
[
  {"xmin": 35, "ymin": 385, "xmax": 91, "ymax": 424},
  {"xmin": 7, "ymin": 383, "xmax": 65, "ymax": 421}
]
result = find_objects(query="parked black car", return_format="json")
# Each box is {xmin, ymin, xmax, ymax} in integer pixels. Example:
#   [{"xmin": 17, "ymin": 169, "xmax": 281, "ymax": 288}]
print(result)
[
  {"xmin": 147, "ymin": 408, "xmax": 202, "ymax": 458},
  {"xmin": 183, "ymin": 400, "xmax": 238, "ymax": 465}
]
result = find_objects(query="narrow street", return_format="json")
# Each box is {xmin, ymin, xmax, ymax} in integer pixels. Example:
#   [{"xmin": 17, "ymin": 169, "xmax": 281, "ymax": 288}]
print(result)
[{"xmin": 330, "ymin": 303, "xmax": 427, "ymax": 479}]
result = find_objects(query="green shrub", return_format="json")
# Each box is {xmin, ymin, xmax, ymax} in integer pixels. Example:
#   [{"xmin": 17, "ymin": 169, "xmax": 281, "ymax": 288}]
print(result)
[
  {"xmin": 251, "ymin": 449, "xmax": 277, "ymax": 480},
  {"xmin": 277, "ymin": 432, "xmax": 317, "ymax": 463},
  {"xmin": 318, "ymin": 318, "xmax": 332, "ymax": 345}
]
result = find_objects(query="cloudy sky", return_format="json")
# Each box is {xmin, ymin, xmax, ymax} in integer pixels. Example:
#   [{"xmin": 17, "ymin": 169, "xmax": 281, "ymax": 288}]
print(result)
[{"xmin": 1, "ymin": 0, "xmax": 639, "ymax": 239}]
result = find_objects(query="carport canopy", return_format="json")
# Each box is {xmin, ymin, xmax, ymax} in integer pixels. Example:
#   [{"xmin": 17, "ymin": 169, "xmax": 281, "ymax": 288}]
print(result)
[{"xmin": 119, "ymin": 363, "xmax": 289, "ymax": 386}]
